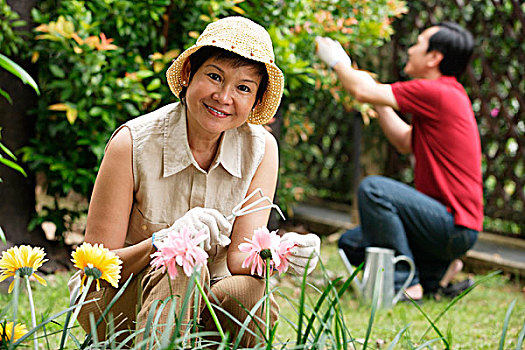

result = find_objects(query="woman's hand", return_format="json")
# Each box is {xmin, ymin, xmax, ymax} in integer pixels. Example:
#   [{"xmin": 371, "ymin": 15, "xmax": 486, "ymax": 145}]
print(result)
[
  {"xmin": 153, "ymin": 207, "xmax": 232, "ymax": 251},
  {"xmin": 280, "ymin": 232, "xmax": 321, "ymax": 276}
]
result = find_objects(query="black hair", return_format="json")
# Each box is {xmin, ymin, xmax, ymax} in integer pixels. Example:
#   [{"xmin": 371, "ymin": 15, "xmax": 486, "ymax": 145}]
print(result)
[
  {"xmin": 427, "ymin": 22, "xmax": 474, "ymax": 78},
  {"xmin": 179, "ymin": 46, "xmax": 269, "ymax": 108}
]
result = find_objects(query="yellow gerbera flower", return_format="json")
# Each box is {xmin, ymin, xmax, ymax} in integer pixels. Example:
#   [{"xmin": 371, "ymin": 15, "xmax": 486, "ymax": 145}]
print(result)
[
  {"xmin": 0, "ymin": 245, "xmax": 47, "ymax": 293},
  {"xmin": 71, "ymin": 243, "xmax": 122, "ymax": 291},
  {"xmin": 0, "ymin": 321, "xmax": 28, "ymax": 342}
]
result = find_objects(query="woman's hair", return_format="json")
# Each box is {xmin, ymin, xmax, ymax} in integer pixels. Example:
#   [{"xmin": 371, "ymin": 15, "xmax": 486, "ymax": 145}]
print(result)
[
  {"xmin": 179, "ymin": 46, "xmax": 269, "ymax": 108},
  {"xmin": 427, "ymin": 22, "xmax": 474, "ymax": 78}
]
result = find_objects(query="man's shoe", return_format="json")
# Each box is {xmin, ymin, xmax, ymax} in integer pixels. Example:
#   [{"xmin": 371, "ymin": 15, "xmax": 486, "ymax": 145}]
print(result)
[{"xmin": 434, "ymin": 278, "xmax": 474, "ymax": 300}]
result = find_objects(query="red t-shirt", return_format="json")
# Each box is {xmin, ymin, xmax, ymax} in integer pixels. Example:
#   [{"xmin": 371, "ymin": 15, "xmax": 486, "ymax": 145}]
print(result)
[{"xmin": 391, "ymin": 76, "xmax": 483, "ymax": 231}]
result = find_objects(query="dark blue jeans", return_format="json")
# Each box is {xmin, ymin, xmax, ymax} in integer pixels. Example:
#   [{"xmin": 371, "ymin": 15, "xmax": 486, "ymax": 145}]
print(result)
[{"xmin": 338, "ymin": 176, "xmax": 478, "ymax": 292}]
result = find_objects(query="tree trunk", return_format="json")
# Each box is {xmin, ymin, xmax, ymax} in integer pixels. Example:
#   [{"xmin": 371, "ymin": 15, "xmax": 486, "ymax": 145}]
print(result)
[{"xmin": 0, "ymin": 0, "xmax": 70, "ymax": 275}]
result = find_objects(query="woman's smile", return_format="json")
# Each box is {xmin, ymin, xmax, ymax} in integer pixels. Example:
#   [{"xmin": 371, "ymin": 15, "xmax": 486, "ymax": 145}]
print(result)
[{"xmin": 204, "ymin": 103, "xmax": 231, "ymax": 118}]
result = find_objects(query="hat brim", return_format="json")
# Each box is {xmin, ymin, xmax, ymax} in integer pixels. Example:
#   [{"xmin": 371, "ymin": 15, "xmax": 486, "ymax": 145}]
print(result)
[{"xmin": 166, "ymin": 44, "xmax": 284, "ymax": 125}]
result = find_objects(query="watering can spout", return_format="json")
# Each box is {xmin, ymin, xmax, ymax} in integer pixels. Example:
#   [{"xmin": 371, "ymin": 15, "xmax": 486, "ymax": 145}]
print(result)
[{"xmin": 338, "ymin": 249, "xmax": 365, "ymax": 294}]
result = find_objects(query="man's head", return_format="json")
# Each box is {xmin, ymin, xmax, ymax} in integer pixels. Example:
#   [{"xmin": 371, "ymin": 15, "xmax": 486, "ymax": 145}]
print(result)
[
  {"xmin": 428, "ymin": 22, "xmax": 474, "ymax": 78},
  {"xmin": 404, "ymin": 22, "xmax": 474, "ymax": 79}
]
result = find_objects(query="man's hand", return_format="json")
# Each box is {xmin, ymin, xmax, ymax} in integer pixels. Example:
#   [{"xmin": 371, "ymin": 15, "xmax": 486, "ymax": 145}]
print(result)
[
  {"xmin": 153, "ymin": 207, "xmax": 232, "ymax": 251},
  {"xmin": 315, "ymin": 36, "xmax": 352, "ymax": 69},
  {"xmin": 281, "ymin": 232, "xmax": 321, "ymax": 276}
]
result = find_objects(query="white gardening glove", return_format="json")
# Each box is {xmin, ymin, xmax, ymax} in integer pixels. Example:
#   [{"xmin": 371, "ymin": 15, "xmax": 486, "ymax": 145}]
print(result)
[
  {"xmin": 315, "ymin": 36, "xmax": 352, "ymax": 69},
  {"xmin": 281, "ymin": 232, "xmax": 321, "ymax": 276},
  {"xmin": 152, "ymin": 207, "xmax": 232, "ymax": 251}
]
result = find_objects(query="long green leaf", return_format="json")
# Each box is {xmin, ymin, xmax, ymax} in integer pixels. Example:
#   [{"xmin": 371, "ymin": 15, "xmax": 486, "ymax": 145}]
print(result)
[
  {"xmin": 14, "ymin": 298, "xmax": 98, "ymax": 346},
  {"xmin": 387, "ymin": 325, "xmax": 409, "ymax": 350},
  {"xmin": 0, "ymin": 88, "xmax": 12, "ymax": 104},
  {"xmin": 0, "ymin": 53, "xmax": 39, "ymax": 94},
  {"xmin": 8, "ymin": 273, "xmax": 20, "ymax": 350},
  {"xmin": 80, "ymin": 274, "xmax": 134, "ymax": 349},
  {"xmin": 0, "ymin": 142, "xmax": 17, "ymax": 160},
  {"xmin": 499, "ymin": 299, "xmax": 517, "ymax": 350},
  {"xmin": 311, "ymin": 272, "xmax": 356, "ymax": 346},
  {"xmin": 295, "ymin": 257, "xmax": 312, "ymax": 346},
  {"xmin": 515, "ymin": 315, "xmax": 525, "ymax": 350},
  {"xmin": 0, "ymin": 156, "xmax": 27, "ymax": 176},
  {"xmin": 409, "ymin": 293, "xmax": 449, "ymax": 349},
  {"xmin": 419, "ymin": 271, "xmax": 500, "ymax": 340},
  {"xmin": 0, "ymin": 226, "xmax": 6, "ymax": 244},
  {"xmin": 362, "ymin": 266, "xmax": 382, "ymax": 350}
]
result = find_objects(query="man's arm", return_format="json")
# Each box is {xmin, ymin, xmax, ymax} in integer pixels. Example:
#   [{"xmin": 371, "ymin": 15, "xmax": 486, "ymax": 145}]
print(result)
[
  {"xmin": 315, "ymin": 36, "xmax": 411, "ymax": 153},
  {"xmin": 374, "ymin": 105, "xmax": 412, "ymax": 154},
  {"xmin": 316, "ymin": 36, "xmax": 399, "ymax": 108},
  {"xmin": 331, "ymin": 62, "xmax": 399, "ymax": 109}
]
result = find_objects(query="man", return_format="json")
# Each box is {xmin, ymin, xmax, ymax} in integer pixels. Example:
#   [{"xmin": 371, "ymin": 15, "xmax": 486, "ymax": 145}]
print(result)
[{"xmin": 315, "ymin": 22, "xmax": 482, "ymax": 301}]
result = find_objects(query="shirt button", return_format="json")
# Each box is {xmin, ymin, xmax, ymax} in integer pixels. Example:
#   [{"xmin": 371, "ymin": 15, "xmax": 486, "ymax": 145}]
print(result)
[{"xmin": 141, "ymin": 224, "xmax": 147, "ymax": 231}]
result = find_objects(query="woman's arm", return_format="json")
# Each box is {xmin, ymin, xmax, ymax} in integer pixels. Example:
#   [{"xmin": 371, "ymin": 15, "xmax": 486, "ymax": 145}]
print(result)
[
  {"xmin": 84, "ymin": 127, "xmax": 155, "ymax": 284},
  {"xmin": 227, "ymin": 132, "xmax": 279, "ymax": 274}
]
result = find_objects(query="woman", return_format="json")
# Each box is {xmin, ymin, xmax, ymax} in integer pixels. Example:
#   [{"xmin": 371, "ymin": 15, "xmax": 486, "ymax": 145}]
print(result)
[{"xmin": 71, "ymin": 16, "xmax": 320, "ymax": 347}]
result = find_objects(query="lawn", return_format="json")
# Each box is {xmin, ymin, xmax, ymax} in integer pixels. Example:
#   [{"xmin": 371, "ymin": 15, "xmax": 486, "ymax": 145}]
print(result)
[{"xmin": 1, "ymin": 239, "xmax": 524, "ymax": 349}]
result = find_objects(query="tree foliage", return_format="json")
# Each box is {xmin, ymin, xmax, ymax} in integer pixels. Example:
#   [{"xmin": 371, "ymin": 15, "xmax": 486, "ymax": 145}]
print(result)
[{"xmin": 5, "ymin": 0, "xmax": 407, "ymax": 239}]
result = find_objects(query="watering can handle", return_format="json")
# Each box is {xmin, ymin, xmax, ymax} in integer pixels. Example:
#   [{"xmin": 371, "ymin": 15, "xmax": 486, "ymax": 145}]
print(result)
[
  {"xmin": 392, "ymin": 255, "xmax": 416, "ymax": 305},
  {"xmin": 338, "ymin": 249, "xmax": 364, "ymax": 294}
]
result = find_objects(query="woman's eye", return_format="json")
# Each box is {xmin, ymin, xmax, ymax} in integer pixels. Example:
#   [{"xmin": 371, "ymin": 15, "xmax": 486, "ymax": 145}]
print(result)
[
  {"xmin": 238, "ymin": 85, "xmax": 251, "ymax": 93},
  {"xmin": 208, "ymin": 73, "xmax": 221, "ymax": 81}
]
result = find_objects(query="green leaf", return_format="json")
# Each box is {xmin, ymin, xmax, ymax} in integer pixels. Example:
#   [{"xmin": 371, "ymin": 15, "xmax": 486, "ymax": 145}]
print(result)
[
  {"xmin": 0, "ymin": 226, "xmax": 6, "ymax": 244},
  {"xmin": 0, "ymin": 88, "xmax": 12, "ymax": 104},
  {"xmin": 0, "ymin": 53, "xmax": 40, "ymax": 94},
  {"xmin": 146, "ymin": 78, "xmax": 161, "ymax": 91},
  {"xmin": 0, "ymin": 155, "xmax": 27, "ymax": 176},
  {"xmin": 49, "ymin": 64, "xmax": 66, "ymax": 78},
  {"xmin": 135, "ymin": 70, "xmax": 154, "ymax": 79},
  {"xmin": 0, "ymin": 141, "xmax": 17, "ymax": 161}
]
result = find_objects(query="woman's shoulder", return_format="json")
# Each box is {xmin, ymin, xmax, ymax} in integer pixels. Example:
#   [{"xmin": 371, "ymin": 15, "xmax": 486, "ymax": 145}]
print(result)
[
  {"xmin": 239, "ymin": 123, "xmax": 276, "ymax": 144},
  {"xmin": 125, "ymin": 102, "xmax": 181, "ymax": 133}
]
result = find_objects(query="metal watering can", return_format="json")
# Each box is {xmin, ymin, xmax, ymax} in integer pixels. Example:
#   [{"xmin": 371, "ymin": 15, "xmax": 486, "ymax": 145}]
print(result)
[{"xmin": 339, "ymin": 247, "xmax": 415, "ymax": 308}]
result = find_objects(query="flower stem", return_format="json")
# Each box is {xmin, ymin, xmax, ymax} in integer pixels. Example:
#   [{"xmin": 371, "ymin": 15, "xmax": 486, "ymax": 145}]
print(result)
[
  {"xmin": 24, "ymin": 276, "xmax": 38, "ymax": 350},
  {"xmin": 194, "ymin": 275, "xmax": 226, "ymax": 342},
  {"xmin": 9, "ymin": 272, "xmax": 20, "ymax": 350},
  {"xmin": 265, "ymin": 257, "xmax": 271, "ymax": 343},
  {"xmin": 66, "ymin": 276, "xmax": 94, "ymax": 346}
]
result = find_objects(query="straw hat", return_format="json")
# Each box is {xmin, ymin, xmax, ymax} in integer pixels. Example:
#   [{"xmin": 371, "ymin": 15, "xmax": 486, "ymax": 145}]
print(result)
[{"xmin": 166, "ymin": 16, "xmax": 284, "ymax": 125}]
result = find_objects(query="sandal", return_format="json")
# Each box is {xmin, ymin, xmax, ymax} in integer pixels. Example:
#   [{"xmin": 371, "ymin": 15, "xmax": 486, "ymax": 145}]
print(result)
[{"xmin": 434, "ymin": 278, "xmax": 474, "ymax": 300}]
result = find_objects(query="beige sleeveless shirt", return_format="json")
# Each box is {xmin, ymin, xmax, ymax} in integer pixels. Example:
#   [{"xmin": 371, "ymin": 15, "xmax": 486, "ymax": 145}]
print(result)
[{"xmin": 115, "ymin": 102, "xmax": 267, "ymax": 280}]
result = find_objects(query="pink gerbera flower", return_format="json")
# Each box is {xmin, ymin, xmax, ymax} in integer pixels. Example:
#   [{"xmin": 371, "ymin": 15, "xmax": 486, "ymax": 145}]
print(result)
[
  {"xmin": 274, "ymin": 239, "xmax": 296, "ymax": 274},
  {"xmin": 239, "ymin": 227, "xmax": 283, "ymax": 276},
  {"xmin": 150, "ymin": 226, "xmax": 208, "ymax": 279}
]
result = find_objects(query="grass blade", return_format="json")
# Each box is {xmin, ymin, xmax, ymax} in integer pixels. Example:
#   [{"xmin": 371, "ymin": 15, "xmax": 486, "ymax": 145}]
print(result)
[
  {"xmin": 499, "ymin": 298, "xmax": 517, "ymax": 350},
  {"xmin": 419, "ymin": 270, "xmax": 500, "ymax": 340},
  {"xmin": 362, "ymin": 265, "xmax": 382, "ymax": 350},
  {"xmin": 295, "ymin": 257, "xmax": 312, "ymax": 346},
  {"xmin": 80, "ymin": 273, "xmax": 134, "ymax": 349},
  {"xmin": 387, "ymin": 325, "xmax": 409, "ymax": 350},
  {"xmin": 515, "ymin": 315, "xmax": 525, "ymax": 350},
  {"xmin": 141, "ymin": 298, "xmax": 161, "ymax": 350},
  {"xmin": 408, "ymin": 293, "xmax": 449, "ymax": 349}
]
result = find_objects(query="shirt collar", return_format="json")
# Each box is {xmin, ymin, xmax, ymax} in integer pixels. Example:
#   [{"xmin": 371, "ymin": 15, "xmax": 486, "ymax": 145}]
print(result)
[{"xmin": 162, "ymin": 103, "xmax": 242, "ymax": 178}]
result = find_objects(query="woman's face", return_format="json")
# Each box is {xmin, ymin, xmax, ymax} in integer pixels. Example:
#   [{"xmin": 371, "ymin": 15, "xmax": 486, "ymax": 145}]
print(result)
[{"xmin": 184, "ymin": 57, "xmax": 263, "ymax": 137}]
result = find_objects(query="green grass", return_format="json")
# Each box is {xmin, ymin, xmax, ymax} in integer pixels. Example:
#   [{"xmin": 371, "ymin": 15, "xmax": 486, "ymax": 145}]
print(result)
[
  {"xmin": 0, "ymin": 240, "xmax": 524, "ymax": 349},
  {"xmin": 275, "ymin": 242, "xmax": 525, "ymax": 349}
]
